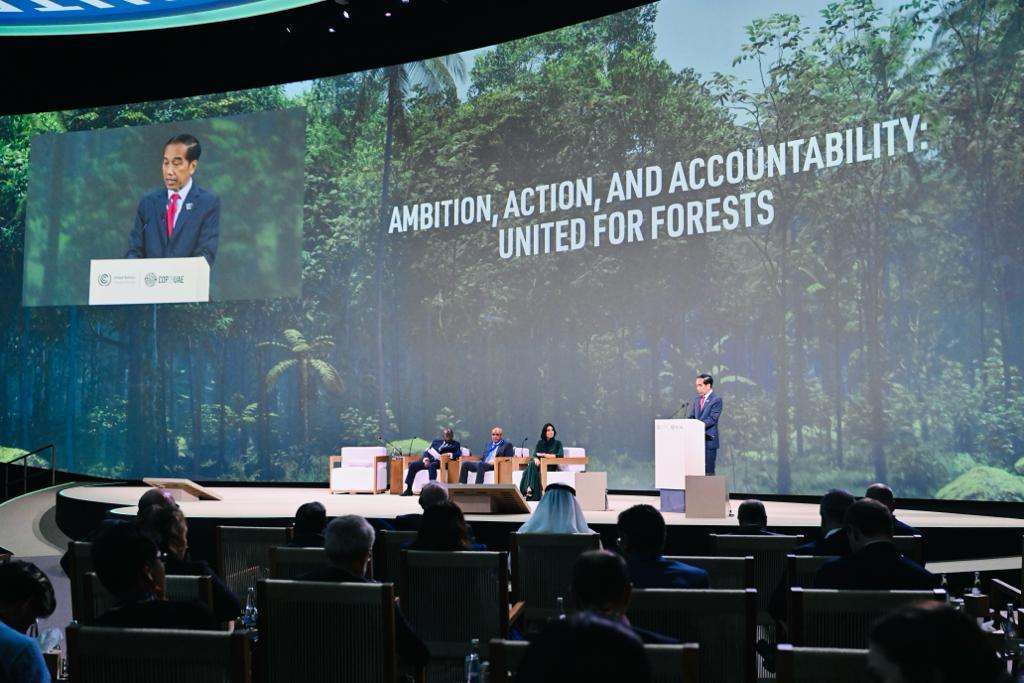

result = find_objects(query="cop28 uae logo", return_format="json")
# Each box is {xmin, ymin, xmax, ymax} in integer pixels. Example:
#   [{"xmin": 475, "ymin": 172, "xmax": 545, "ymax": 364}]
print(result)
[
  {"xmin": 0, "ymin": 0, "xmax": 321, "ymax": 36},
  {"xmin": 97, "ymin": 273, "xmax": 111, "ymax": 286},
  {"xmin": 144, "ymin": 273, "xmax": 158, "ymax": 287}
]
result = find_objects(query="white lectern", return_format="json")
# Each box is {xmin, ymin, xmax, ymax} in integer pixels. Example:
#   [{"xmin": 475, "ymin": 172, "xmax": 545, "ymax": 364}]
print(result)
[
  {"xmin": 654, "ymin": 418, "xmax": 705, "ymax": 513},
  {"xmin": 89, "ymin": 257, "xmax": 210, "ymax": 306}
]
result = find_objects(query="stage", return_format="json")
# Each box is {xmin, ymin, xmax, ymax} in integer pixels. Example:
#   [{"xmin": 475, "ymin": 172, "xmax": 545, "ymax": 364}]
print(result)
[{"xmin": 54, "ymin": 484, "xmax": 1024, "ymax": 570}]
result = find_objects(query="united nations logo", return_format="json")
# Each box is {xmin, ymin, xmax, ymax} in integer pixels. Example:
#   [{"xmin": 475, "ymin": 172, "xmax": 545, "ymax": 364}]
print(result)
[
  {"xmin": 144, "ymin": 273, "xmax": 158, "ymax": 287},
  {"xmin": 97, "ymin": 273, "xmax": 111, "ymax": 286}
]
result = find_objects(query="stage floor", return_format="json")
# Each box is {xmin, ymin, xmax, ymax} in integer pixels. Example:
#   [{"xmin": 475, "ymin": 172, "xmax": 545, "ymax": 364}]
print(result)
[{"xmin": 58, "ymin": 484, "xmax": 1024, "ymax": 530}]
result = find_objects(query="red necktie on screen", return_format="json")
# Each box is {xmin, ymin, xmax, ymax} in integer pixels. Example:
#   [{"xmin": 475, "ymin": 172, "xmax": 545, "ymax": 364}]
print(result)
[
  {"xmin": 699, "ymin": 395, "xmax": 706, "ymax": 413},
  {"xmin": 166, "ymin": 193, "xmax": 180, "ymax": 237}
]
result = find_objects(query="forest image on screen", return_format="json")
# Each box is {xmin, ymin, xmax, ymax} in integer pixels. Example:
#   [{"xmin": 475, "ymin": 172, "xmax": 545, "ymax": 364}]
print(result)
[{"xmin": 1, "ymin": 1, "xmax": 1022, "ymax": 501}]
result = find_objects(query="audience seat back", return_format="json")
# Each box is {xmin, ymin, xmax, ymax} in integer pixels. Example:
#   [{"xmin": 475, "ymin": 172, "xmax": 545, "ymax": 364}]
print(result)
[
  {"xmin": 268, "ymin": 546, "xmax": 328, "ymax": 579},
  {"xmin": 787, "ymin": 555, "xmax": 838, "ymax": 589},
  {"xmin": 510, "ymin": 532, "xmax": 602, "ymax": 624},
  {"xmin": 892, "ymin": 535, "xmax": 925, "ymax": 566},
  {"xmin": 377, "ymin": 530, "xmax": 417, "ymax": 589},
  {"xmin": 66, "ymin": 624, "xmax": 251, "ymax": 683},
  {"xmin": 789, "ymin": 588, "xmax": 946, "ymax": 648},
  {"xmin": 215, "ymin": 526, "xmax": 290, "ymax": 599},
  {"xmin": 628, "ymin": 588, "xmax": 757, "ymax": 683},
  {"xmin": 775, "ymin": 644, "xmax": 869, "ymax": 683},
  {"xmin": 82, "ymin": 572, "xmax": 216, "ymax": 624},
  {"xmin": 665, "ymin": 555, "xmax": 754, "ymax": 589},
  {"xmin": 710, "ymin": 533, "xmax": 804, "ymax": 623},
  {"xmin": 400, "ymin": 549, "xmax": 509, "ymax": 679},
  {"xmin": 258, "ymin": 579, "xmax": 396, "ymax": 683}
]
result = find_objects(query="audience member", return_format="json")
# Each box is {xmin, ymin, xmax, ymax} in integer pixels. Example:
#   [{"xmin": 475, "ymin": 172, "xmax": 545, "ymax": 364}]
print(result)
[
  {"xmin": 617, "ymin": 504, "xmax": 708, "ymax": 589},
  {"xmin": 409, "ymin": 502, "xmax": 486, "ymax": 551},
  {"xmin": 865, "ymin": 483, "xmax": 921, "ymax": 536},
  {"xmin": 60, "ymin": 486, "xmax": 179, "ymax": 576},
  {"xmin": 793, "ymin": 488, "xmax": 857, "ymax": 556},
  {"xmin": 394, "ymin": 482, "xmax": 449, "ymax": 531},
  {"xmin": 813, "ymin": 499, "xmax": 938, "ymax": 590},
  {"xmin": 90, "ymin": 521, "xmax": 218, "ymax": 629},
  {"xmin": 733, "ymin": 499, "xmax": 778, "ymax": 535},
  {"xmin": 571, "ymin": 550, "xmax": 677, "ymax": 644},
  {"xmin": 514, "ymin": 611, "xmax": 652, "ymax": 683},
  {"xmin": 142, "ymin": 506, "xmax": 241, "ymax": 623},
  {"xmin": 288, "ymin": 501, "xmax": 327, "ymax": 547},
  {"xmin": 517, "ymin": 484, "xmax": 594, "ymax": 534},
  {"xmin": 0, "ymin": 560, "xmax": 56, "ymax": 683},
  {"xmin": 868, "ymin": 602, "xmax": 1005, "ymax": 683},
  {"xmin": 296, "ymin": 515, "xmax": 429, "ymax": 670}
]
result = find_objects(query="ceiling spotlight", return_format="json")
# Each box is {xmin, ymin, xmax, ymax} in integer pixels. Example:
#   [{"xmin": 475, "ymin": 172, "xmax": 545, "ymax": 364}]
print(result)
[
  {"xmin": 328, "ymin": 26, "xmax": 336, "ymax": 32},
  {"xmin": 342, "ymin": 10, "xmax": 350, "ymax": 18},
  {"xmin": 384, "ymin": 11, "xmax": 391, "ymax": 16}
]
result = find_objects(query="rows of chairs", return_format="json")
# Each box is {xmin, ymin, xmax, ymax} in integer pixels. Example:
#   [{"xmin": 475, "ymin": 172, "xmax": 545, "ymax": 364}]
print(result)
[{"xmin": 64, "ymin": 524, "xmax": 934, "ymax": 682}]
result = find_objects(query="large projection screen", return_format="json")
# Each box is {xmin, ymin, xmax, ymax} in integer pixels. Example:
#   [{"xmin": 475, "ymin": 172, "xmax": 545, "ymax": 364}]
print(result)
[{"xmin": 2, "ymin": 1, "xmax": 1022, "ymax": 501}]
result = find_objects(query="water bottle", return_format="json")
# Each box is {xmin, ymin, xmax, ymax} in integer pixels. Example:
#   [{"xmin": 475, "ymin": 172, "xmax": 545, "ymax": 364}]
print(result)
[
  {"xmin": 940, "ymin": 574, "xmax": 949, "ymax": 602},
  {"xmin": 971, "ymin": 571, "xmax": 982, "ymax": 596},
  {"xmin": 1007, "ymin": 603, "xmax": 1019, "ymax": 639},
  {"xmin": 241, "ymin": 587, "xmax": 258, "ymax": 628},
  {"xmin": 556, "ymin": 596, "xmax": 566, "ymax": 620},
  {"xmin": 465, "ymin": 638, "xmax": 481, "ymax": 683}
]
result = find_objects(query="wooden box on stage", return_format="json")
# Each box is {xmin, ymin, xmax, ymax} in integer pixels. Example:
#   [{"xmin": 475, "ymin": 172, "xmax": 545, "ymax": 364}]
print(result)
[{"xmin": 684, "ymin": 475, "xmax": 728, "ymax": 518}]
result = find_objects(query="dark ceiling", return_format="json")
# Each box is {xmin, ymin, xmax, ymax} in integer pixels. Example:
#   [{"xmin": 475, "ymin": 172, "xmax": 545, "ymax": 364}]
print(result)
[{"xmin": 3, "ymin": 0, "xmax": 649, "ymax": 115}]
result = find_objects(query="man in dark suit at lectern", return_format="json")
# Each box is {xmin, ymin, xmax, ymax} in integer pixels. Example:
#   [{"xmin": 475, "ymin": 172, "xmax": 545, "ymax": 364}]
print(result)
[
  {"xmin": 686, "ymin": 373, "xmax": 722, "ymax": 475},
  {"xmin": 126, "ymin": 133, "xmax": 219, "ymax": 266}
]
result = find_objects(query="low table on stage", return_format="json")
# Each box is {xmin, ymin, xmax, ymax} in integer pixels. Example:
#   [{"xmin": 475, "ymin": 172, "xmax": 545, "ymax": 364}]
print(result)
[{"xmin": 447, "ymin": 484, "xmax": 530, "ymax": 514}]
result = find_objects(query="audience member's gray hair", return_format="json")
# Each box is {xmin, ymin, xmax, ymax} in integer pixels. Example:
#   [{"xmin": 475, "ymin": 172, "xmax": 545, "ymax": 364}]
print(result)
[
  {"xmin": 419, "ymin": 481, "xmax": 449, "ymax": 510},
  {"xmin": 324, "ymin": 515, "xmax": 375, "ymax": 561}
]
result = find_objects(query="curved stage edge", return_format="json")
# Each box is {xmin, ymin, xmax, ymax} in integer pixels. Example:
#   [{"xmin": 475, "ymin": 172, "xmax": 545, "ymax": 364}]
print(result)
[{"xmin": 55, "ymin": 484, "xmax": 1024, "ymax": 573}]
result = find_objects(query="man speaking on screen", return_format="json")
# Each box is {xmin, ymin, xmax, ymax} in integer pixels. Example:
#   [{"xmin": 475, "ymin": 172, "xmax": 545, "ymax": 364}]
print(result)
[
  {"xmin": 686, "ymin": 373, "xmax": 723, "ymax": 475},
  {"xmin": 126, "ymin": 133, "xmax": 219, "ymax": 265}
]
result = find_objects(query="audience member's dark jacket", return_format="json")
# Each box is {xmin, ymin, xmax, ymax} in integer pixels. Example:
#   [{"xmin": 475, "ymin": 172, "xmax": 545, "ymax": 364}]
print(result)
[
  {"xmin": 626, "ymin": 555, "xmax": 710, "ymax": 589},
  {"xmin": 813, "ymin": 541, "xmax": 939, "ymax": 590},
  {"xmin": 94, "ymin": 597, "xmax": 219, "ymax": 630},
  {"xmin": 296, "ymin": 566, "xmax": 430, "ymax": 667},
  {"xmin": 287, "ymin": 532, "xmax": 325, "ymax": 548},
  {"xmin": 164, "ymin": 557, "xmax": 242, "ymax": 623},
  {"xmin": 793, "ymin": 529, "xmax": 851, "ymax": 556}
]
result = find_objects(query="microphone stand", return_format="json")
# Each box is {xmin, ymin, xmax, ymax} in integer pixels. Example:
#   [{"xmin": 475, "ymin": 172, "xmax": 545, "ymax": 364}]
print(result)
[
  {"xmin": 377, "ymin": 435, "xmax": 404, "ymax": 460},
  {"xmin": 669, "ymin": 401, "xmax": 690, "ymax": 419}
]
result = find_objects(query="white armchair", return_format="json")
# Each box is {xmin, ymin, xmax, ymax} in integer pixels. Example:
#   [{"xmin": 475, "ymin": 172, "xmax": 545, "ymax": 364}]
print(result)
[
  {"xmin": 401, "ymin": 452, "xmax": 453, "ymax": 494},
  {"xmin": 329, "ymin": 446, "xmax": 388, "ymax": 494},
  {"xmin": 541, "ymin": 446, "xmax": 588, "ymax": 489}
]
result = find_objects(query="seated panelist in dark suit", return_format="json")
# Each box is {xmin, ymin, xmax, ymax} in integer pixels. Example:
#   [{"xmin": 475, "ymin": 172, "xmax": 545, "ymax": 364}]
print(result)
[
  {"xmin": 402, "ymin": 428, "xmax": 460, "ymax": 496},
  {"xmin": 126, "ymin": 133, "xmax": 219, "ymax": 266},
  {"xmin": 813, "ymin": 499, "xmax": 938, "ymax": 590},
  {"xmin": 459, "ymin": 426, "xmax": 515, "ymax": 484}
]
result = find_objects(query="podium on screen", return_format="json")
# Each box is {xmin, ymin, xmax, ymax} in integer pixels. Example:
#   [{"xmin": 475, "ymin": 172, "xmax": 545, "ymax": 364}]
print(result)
[{"xmin": 88, "ymin": 257, "xmax": 210, "ymax": 305}]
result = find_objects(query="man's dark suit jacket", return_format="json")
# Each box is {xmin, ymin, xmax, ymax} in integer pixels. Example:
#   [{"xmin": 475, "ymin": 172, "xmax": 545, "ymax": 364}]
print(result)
[
  {"xmin": 894, "ymin": 517, "xmax": 921, "ymax": 536},
  {"xmin": 769, "ymin": 529, "xmax": 852, "ymax": 622},
  {"xmin": 296, "ymin": 565, "xmax": 429, "ymax": 667},
  {"xmin": 626, "ymin": 555, "xmax": 710, "ymax": 589},
  {"xmin": 126, "ymin": 185, "xmax": 220, "ymax": 265},
  {"xmin": 813, "ymin": 541, "xmax": 939, "ymax": 590},
  {"xmin": 424, "ymin": 438, "xmax": 461, "ymax": 460},
  {"xmin": 686, "ymin": 393, "xmax": 723, "ymax": 449},
  {"xmin": 480, "ymin": 440, "xmax": 516, "ymax": 461},
  {"xmin": 793, "ymin": 529, "xmax": 851, "ymax": 557}
]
